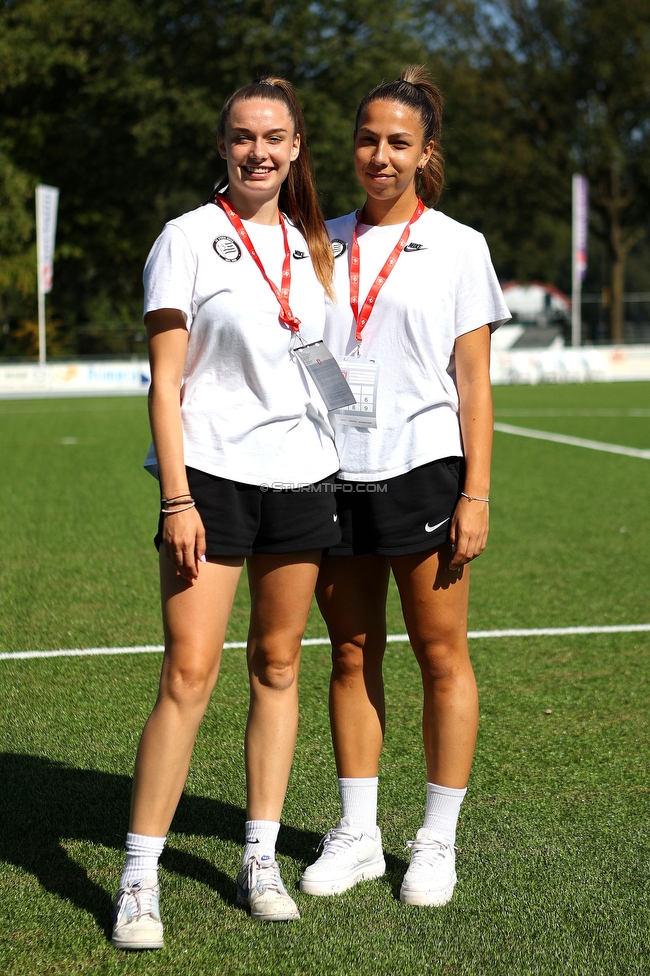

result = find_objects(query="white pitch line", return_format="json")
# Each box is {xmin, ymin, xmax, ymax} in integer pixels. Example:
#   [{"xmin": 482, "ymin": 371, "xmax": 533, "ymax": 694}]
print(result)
[
  {"xmin": 2, "ymin": 624, "xmax": 649, "ymax": 661},
  {"xmin": 465, "ymin": 623, "xmax": 650, "ymax": 638},
  {"xmin": 494, "ymin": 409, "xmax": 650, "ymax": 418},
  {"xmin": 494, "ymin": 422, "xmax": 650, "ymax": 459}
]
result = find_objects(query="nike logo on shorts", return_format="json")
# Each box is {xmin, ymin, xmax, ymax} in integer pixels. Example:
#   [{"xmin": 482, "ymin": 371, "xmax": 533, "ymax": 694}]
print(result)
[{"xmin": 425, "ymin": 517, "xmax": 450, "ymax": 533}]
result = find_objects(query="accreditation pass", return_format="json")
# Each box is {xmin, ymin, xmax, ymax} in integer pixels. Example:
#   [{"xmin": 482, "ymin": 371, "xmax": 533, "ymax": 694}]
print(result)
[
  {"xmin": 334, "ymin": 357, "xmax": 379, "ymax": 427},
  {"xmin": 294, "ymin": 340, "xmax": 356, "ymax": 411}
]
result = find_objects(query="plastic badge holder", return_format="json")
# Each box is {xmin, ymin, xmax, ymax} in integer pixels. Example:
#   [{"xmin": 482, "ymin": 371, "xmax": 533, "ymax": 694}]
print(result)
[
  {"xmin": 334, "ymin": 357, "xmax": 379, "ymax": 427},
  {"xmin": 294, "ymin": 340, "xmax": 356, "ymax": 411}
]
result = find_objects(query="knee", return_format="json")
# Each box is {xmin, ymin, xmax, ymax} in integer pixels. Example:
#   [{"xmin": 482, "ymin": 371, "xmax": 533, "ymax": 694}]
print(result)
[
  {"xmin": 161, "ymin": 660, "xmax": 215, "ymax": 709},
  {"xmin": 250, "ymin": 645, "xmax": 299, "ymax": 692},
  {"xmin": 415, "ymin": 637, "xmax": 470, "ymax": 685},
  {"xmin": 331, "ymin": 638, "xmax": 374, "ymax": 682}
]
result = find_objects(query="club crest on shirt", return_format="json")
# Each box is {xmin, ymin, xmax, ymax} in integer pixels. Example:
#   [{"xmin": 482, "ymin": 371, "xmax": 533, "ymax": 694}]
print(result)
[
  {"xmin": 404, "ymin": 242, "xmax": 427, "ymax": 252},
  {"xmin": 331, "ymin": 239, "xmax": 347, "ymax": 258},
  {"xmin": 292, "ymin": 250, "xmax": 309, "ymax": 259},
  {"xmin": 213, "ymin": 236, "xmax": 241, "ymax": 262}
]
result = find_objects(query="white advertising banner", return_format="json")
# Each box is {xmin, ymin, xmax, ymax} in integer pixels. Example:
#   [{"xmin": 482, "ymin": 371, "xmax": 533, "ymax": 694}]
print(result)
[
  {"xmin": 0, "ymin": 361, "xmax": 151, "ymax": 399},
  {"xmin": 0, "ymin": 349, "xmax": 649, "ymax": 398},
  {"xmin": 35, "ymin": 184, "xmax": 59, "ymax": 294},
  {"xmin": 491, "ymin": 345, "xmax": 650, "ymax": 385}
]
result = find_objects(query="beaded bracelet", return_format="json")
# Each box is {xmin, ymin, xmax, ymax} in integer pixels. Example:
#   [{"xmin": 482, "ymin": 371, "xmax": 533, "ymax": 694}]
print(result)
[
  {"xmin": 460, "ymin": 492, "xmax": 490, "ymax": 503},
  {"xmin": 161, "ymin": 500, "xmax": 196, "ymax": 515}
]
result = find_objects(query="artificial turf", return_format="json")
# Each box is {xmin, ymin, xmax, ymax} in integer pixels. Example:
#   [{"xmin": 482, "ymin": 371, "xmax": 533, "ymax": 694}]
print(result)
[{"xmin": 0, "ymin": 382, "xmax": 648, "ymax": 974}]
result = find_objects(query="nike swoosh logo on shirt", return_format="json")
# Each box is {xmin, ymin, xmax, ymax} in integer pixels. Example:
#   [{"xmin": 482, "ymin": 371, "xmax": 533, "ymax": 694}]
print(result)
[
  {"xmin": 425, "ymin": 517, "xmax": 450, "ymax": 533},
  {"xmin": 404, "ymin": 242, "xmax": 427, "ymax": 252},
  {"xmin": 292, "ymin": 250, "xmax": 309, "ymax": 259}
]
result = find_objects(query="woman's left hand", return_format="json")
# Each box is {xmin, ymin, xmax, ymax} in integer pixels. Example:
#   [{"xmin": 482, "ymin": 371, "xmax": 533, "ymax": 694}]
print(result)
[{"xmin": 449, "ymin": 495, "xmax": 489, "ymax": 568}]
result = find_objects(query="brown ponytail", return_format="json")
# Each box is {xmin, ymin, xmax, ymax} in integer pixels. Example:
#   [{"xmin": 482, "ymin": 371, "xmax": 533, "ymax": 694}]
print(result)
[
  {"xmin": 213, "ymin": 77, "xmax": 334, "ymax": 299},
  {"xmin": 355, "ymin": 65, "xmax": 444, "ymax": 207}
]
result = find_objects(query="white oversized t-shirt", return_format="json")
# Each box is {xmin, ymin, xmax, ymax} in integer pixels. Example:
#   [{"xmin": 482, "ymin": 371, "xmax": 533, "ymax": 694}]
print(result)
[
  {"xmin": 143, "ymin": 203, "xmax": 339, "ymax": 486},
  {"xmin": 324, "ymin": 208, "xmax": 511, "ymax": 480}
]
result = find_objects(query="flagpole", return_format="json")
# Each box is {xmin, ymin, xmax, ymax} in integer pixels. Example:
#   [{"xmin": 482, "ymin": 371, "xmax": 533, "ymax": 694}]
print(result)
[{"xmin": 38, "ymin": 286, "xmax": 46, "ymax": 365}]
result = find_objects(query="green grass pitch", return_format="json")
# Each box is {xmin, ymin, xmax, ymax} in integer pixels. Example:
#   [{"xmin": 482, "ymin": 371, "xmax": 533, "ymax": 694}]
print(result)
[{"xmin": 0, "ymin": 383, "xmax": 648, "ymax": 975}]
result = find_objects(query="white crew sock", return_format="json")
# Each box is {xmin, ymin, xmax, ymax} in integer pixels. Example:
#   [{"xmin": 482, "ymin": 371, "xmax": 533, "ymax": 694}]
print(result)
[
  {"xmin": 243, "ymin": 820, "xmax": 280, "ymax": 865},
  {"xmin": 338, "ymin": 776, "xmax": 378, "ymax": 833},
  {"xmin": 423, "ymin": 782, "xmax": 467, "ymax": 846},
  {"xmin": 120, "ymin": 832, "xmax": 166, "ymax": 889}
]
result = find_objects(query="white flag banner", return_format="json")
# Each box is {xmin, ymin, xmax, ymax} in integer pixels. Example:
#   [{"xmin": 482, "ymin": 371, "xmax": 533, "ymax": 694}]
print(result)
[
  {"xmin": 572, "ymin": 174, "xmax": 588, "ymax": 282},
  {"xmin": 571, "ymin": 174, "xmax": 588, "ymax": 347},
  {"xmin": 36, "ymin": 184, "xmax": 59, "ymax": 295}
]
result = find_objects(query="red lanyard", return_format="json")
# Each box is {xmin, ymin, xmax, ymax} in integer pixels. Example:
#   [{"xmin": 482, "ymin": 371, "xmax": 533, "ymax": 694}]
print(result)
[
  {"xmin": 350, "ymin": 198, "xmax": 425, "ymax": 342},
  {"xmin": 215, "ymin": 194, "xmax": 300, "ymax": 332}
]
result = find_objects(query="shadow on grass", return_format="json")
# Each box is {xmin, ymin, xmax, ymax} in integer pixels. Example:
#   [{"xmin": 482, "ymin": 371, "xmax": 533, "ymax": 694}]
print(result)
[
  {"xmin": 383, "ymin": 853, "xmax": 410, "ymax": 900},
  {"xmin": 0, "ymin": 752, "xmax": 322, "ymax": 939}
]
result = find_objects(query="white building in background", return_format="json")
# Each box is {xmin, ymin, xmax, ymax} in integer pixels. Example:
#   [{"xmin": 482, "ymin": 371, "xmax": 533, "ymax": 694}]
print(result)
[
  {"xmin": 502, "ymin": 281, "xmax": 571, "ymax": 325},
  {"xmin": 493, "ymin": 281, "xmax": 571, "ymax": 352}
]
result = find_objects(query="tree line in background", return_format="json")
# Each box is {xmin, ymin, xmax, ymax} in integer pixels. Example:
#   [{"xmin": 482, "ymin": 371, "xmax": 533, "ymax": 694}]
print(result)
[{"xmin": 1, "ymin": 0, "xmax": 649, "ymax": 356}]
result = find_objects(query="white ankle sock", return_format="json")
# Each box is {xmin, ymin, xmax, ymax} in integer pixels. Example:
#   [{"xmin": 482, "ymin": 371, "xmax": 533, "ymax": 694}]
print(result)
[
  {"xmin": 120, "ymin": 831, "xmax": 166, "ymax": 889},
  {"xmin": 338, "ymin": 777, "xmax": 378, "ymax": 833},
  {"xmin": 243, "ymin": 820, "xmax": 280, "ymax": 865},
  {"xmin": 423, "ymin": 782, "xmax": 467, "ymax": 846}
]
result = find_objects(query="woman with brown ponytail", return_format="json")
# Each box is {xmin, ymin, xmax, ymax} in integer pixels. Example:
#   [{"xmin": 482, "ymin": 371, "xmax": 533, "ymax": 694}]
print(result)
[
  {"xmin": 111, "ymin": 78, "xmax": 341, "ymax": 946},
  {"xmin": 300, "ymin": 66, "xmax": 510, "ymax": 907}
]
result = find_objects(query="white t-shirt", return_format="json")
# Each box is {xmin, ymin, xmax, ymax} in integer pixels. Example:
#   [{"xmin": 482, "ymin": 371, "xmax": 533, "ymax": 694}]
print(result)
[
  {"xmin": 143, "ymin": 203, "xmax": 339, "ymax": 486},
  {"xmin": 324, "ymin": 208, "xmax": 511, "ymax": 480}
]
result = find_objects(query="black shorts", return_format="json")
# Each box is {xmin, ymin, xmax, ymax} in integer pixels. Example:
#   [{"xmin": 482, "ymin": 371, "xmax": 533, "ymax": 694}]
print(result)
[
  {"xmin": 326, "ymin": 456, "xmax": 464, "ymax": 557},
  {"xmin": 155, "ymin": 467, "xmax": 341, "ymax": 557}
]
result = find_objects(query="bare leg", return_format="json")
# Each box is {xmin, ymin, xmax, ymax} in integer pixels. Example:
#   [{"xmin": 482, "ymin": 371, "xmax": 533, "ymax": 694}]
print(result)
[
  {"xmin": 317, "ymin": 554, "xmax": 391, "ymax": 778},
  {"xmin": 391, "ymin": 545, "xmax": 478, "ymax": 788},
  {"xmin": 129, "ymin": 552, "xmax": 244, "ymax": 835},
  {"xmin": 244, "ymin": 551, "xmax": 321, "ymax": 822}
]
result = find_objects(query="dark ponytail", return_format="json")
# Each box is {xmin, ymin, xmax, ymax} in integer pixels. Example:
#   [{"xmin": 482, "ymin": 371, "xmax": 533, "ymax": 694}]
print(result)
[
  {"xmin": 213, "ymin": 77, "xmax": 334, "ymax": 298},
  {"xmin": 355, "ymin": 65, "xmax": 444, "ymax": 207}
]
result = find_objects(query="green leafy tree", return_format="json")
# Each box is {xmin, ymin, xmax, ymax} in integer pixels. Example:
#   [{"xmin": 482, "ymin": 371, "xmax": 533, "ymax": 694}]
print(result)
[
  {"xmin": 0, "ymin": 0, "xmax": 427, "ymax": 354},
  {"xmin": 440, "ymin": 0, "xmax": 650, "ymax": 341},
  {"xmin": 0, "ymin": 149, "xmax": 35, "ymax": 347}
]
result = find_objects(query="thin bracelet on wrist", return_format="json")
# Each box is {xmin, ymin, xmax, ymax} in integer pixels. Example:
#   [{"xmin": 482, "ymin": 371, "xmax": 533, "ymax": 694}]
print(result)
[
  {"xmin": 161, "ymin": 500, "xmax": 196, "ymax": 515},
  {"xmin": 460, "ymin": 491, "xmax": 489, "ymax": 503},
  {"xmin": 162, "ymin": 493, "xmax": 193, "ymax": 505}
]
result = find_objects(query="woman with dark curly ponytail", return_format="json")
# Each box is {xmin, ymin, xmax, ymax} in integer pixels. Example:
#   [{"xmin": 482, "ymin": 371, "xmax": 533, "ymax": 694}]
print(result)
[{"xmin": 300, "ymin": 66, "xmax": 510, "ymax": 908}]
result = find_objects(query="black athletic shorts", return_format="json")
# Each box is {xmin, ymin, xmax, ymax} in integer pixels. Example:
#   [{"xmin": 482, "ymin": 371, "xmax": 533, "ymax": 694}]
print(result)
[
  {"xmin": 326, "ymin": 456, "xmax": 464, "ymax": 557},
  {"xmin": 155, "ymin": 467, "xmax": 341, "ymax": 557}
]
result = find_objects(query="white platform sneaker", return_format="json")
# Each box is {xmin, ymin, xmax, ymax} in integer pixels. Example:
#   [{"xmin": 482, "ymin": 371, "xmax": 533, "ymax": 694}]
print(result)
[
  {"xmin": 300, "ymin": 816, "xmax": 386, "ymax": 896},
  {"xmin": 399, "ymin": 829, "xmax": 457, "ymax": 906}
]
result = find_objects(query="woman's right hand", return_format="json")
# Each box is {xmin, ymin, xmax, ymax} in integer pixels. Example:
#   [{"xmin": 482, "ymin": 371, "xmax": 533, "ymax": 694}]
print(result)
[{"xmin": 161, "ymin": 506, "xmax": 207, "ymax": 581}]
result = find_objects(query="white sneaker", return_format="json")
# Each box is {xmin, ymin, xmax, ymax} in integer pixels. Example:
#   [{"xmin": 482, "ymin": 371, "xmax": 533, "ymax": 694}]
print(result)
[
  {"xmin": 399, "ymin": 829, "xmax": 457, "ymax": 906},
  {"xmin": 236, "ymin": 855, "xmax": 300, "ymax": 922},
  {"xmin": 111, "ymin": 877, "xmax": 164, "ymax": 950},
  {"xmin": 300, "ymin": 816, "xmax": 386, "ymax": 896}
]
